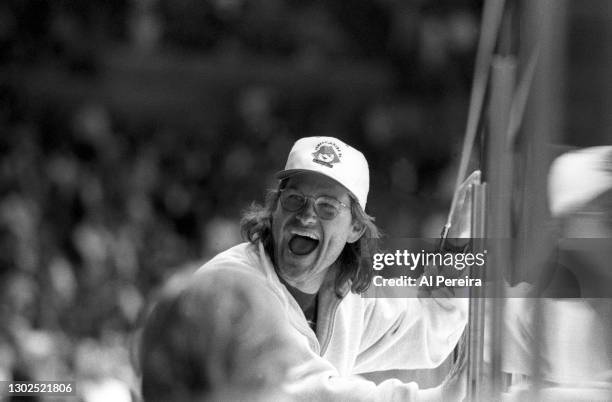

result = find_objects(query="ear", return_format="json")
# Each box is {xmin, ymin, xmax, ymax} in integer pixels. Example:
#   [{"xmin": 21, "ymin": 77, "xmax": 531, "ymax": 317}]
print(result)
[{"xmin": 347, "ymin": 220, "xmax": 366, "ymax": 244}]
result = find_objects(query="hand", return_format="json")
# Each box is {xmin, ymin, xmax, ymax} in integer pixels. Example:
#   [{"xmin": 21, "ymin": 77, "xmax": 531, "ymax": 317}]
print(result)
[{"xmin": 440, "ymin": 335, "xmax": 467, "ymax": 402}]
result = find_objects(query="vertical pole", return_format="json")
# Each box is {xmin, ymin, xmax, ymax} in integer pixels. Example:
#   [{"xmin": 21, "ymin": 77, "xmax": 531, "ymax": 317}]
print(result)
[
  {"xmin": 446, "ymin": 0, "xmax": 507, "ymax": 239},
  {"xmin": 516, "ymin": 0, "xmax": 567, "ymax": 282},
  {"xmin": 486, "ymin": 55, "xmax": 516, "ymax": 400},
  {"xmin": 467, "ymin": 182, "xmax": 487, "ymax": 402},
  {"xmin": 518, "ymin": 0, "xmax": 568, "ymax": 399}
]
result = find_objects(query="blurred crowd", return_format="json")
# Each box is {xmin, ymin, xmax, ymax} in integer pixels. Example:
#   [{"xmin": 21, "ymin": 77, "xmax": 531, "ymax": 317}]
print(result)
[{"xmin": 0, "ymin": 0, "xmax": 480, "ymax": 399}]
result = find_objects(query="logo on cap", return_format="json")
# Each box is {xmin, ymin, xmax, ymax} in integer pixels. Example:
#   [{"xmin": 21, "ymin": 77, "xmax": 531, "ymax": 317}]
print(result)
[{"xmin": 312, "ymin": 141, "xmax": 342, "ymax": 168}]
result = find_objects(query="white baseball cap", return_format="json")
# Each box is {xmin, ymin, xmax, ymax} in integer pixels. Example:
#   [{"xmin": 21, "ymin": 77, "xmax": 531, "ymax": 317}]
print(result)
[
  {"xmin": 548, "ymin": 145, "xmax": 612, "ymax": 217},
  {"xmin": 276, "ymin": 137, "xmax": 370, "ymax": 209}
]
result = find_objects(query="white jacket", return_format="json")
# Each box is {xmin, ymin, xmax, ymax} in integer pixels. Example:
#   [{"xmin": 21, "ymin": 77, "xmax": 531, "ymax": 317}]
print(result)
[{"xmin": 195, "ymin": 242, "xmax": 468, "ymax": 401}]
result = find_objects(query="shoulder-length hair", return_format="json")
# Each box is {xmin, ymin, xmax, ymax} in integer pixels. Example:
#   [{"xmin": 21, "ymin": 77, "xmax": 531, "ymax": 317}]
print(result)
[{"xmin": 241, "ymin": 181, "xmax": 380, "ymax": 297}]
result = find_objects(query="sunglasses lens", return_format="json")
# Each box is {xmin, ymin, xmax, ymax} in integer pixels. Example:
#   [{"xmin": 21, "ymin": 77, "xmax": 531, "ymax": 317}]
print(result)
[
  {"xmin": 315, "ymin": 201, "xmax": 339, "ymax": 220},
  {"xmin": 281, "ymin": 192, "xmax": 305, "ymax": 211}
]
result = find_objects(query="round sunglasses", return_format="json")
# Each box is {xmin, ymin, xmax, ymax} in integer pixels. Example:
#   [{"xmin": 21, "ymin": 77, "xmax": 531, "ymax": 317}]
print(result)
[{"xmin": 279, "ymin": 189, "xmax": 349, "ymax": 220}]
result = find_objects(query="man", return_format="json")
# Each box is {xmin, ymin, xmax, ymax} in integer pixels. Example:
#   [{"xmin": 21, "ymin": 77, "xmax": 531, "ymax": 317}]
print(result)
[{"xmin": 196, "ymin": 136, "xmax": 468, "ymax": 400}]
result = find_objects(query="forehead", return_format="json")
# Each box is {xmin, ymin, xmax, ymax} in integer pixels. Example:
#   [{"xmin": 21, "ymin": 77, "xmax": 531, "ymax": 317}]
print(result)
[{"xmin": 284, "ymin": 173, "xmax": 351, "ymax": 200}]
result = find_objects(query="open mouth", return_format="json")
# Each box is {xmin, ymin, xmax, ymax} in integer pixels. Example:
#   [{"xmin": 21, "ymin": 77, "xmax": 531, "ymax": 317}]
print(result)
[{"xmin": 288, "ymin": 234, "xmax": 319, "ymax": 255}]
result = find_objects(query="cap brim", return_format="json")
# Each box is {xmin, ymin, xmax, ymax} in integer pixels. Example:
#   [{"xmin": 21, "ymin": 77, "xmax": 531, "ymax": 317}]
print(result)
[
  {"xmin": 275, "ymin": 169, "xmax": 318, "ymax": 180},
  {"xmin": 275, "ymin": 169, "xmax": 346, "ymax": 186},
  {"xmin": 275, "ymin": 169, "xmax": 359, "ymax": 204}
]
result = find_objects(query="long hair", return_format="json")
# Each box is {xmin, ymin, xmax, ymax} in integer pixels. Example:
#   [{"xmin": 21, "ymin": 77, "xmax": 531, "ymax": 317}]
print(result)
[{"xmin": 241, "ymin": 181, "xmax": 380, "ymax": 297}]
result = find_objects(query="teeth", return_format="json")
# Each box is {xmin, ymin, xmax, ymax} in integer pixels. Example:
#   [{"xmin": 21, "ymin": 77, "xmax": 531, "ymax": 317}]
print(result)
[{"xmin": 290, "ymin": 229, "xmax": 319, "ymax": 240}]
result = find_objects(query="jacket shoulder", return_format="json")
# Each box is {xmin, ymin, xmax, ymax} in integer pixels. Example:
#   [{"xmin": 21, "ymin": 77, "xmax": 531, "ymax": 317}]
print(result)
[{"xmin": 196, "ymin": 242, "xmax": 267, "ymax": 278}]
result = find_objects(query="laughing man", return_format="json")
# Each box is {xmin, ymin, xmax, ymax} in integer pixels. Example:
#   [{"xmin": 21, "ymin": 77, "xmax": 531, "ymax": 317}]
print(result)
[{"xmin": 196, "ymin": 136, "xmax": 468, "ymax": 401}]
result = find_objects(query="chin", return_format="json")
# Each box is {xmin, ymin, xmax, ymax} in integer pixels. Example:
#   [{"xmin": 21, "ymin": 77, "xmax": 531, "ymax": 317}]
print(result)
[
  {"xmin": 281, "ymin": 260, "xmax": 312, "ymax": 278},
  {"xmin": 278, "ymin": 269, "xmax": 307, "ymax": 287},
  {"xmin": 279, "ymin": 258, "xmax": 315, "ymax": 280}
]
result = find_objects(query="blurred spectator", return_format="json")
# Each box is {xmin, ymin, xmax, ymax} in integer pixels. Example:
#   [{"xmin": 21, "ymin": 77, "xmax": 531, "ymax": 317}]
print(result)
[
  {"xmin": 544, "ymin": 146, "xmax": 612, "ymax": 297},
  {"xmin": 496, "ymin": 146, "xmax": 612, "ymax": 400},
  {"xmin": 202, "ymin": 217, "xmax": 241, "ymax": 258},
  {"xmin": 139, "ymin": 269, "xmax": 294, "ymax": 401}
]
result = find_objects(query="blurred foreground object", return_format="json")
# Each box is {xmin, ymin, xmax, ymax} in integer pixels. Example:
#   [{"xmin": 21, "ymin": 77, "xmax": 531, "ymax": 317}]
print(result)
[
  {"xmin": 548, "ymin": 146, "xmax": 612, "ymax": 219},
  {"xmin": 497, "ymin": 146, "xmax": 612, "ymax": 400},
  {"xmin": 139, "ymin": 270, "xmax": 294, "ymax": 402}
]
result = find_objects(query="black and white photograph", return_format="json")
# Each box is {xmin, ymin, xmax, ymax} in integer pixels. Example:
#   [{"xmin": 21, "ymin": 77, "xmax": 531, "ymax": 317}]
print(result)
[{"xmin": 1, "ymin": 0, "xmax": 611, "ymax": 401}]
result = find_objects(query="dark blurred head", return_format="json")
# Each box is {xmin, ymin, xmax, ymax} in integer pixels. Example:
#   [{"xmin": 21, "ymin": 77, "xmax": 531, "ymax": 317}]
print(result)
[{"xmin": 139, "ymin": 270, "xmax": 293, "ymax": 402}]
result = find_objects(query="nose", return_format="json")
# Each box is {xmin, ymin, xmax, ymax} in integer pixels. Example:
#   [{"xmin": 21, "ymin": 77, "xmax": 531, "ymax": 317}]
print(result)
[{"xmin": 296, "ymin": 197, "xmax": 317, "ymax": 225}]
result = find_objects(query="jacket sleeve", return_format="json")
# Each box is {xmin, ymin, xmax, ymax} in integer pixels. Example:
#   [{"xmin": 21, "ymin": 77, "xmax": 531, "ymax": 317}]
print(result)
[
  {"xmin": 353, "ymin": 288, "xmax": 468, "ymax": 374},
  {"xmin": 284, "ymin": 334, "xmax": 445, "ymax": 402}
]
